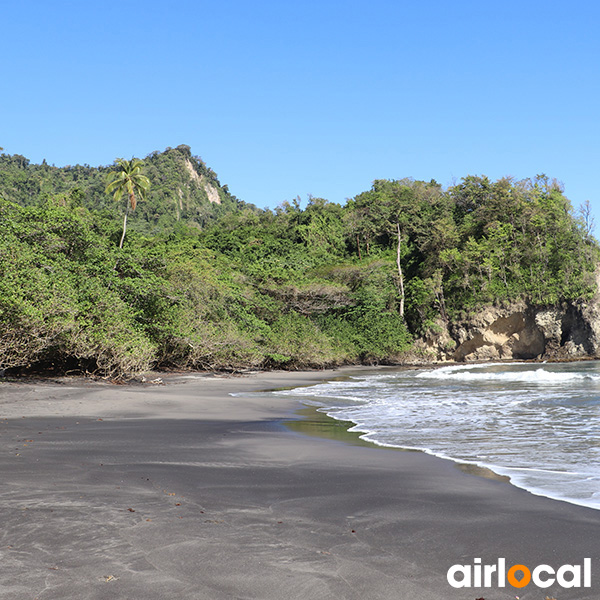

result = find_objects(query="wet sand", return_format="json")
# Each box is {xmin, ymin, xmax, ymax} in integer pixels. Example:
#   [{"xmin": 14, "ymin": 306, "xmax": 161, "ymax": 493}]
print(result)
[{"xmin": 0, "ymin": 368, "xmax": 598, "ymax": 599}]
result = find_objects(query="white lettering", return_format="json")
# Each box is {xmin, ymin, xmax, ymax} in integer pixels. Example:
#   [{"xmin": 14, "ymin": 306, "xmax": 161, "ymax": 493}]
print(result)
[
  {"xmin": 532, "ymin": 564, "xmax": 555, "ymax": 588},
  {"xmin": 447, "ymin": 558, "xmax": 592, "ymax": 590},
  {"xmin": 473, "ymin": 558, "xmax": 482, "ymax": 587},
  {"xmin": 447, "ymin": 565, "xmax": 471, "ymax": 588},
  {"xmin": 556, "ymin": 564, "xmax": 581, "ymax": 588},
  {"xmin": 498, "ymin": 558, "xmax": 505, "ymax": 587},
  {"xmin": 585, "ymin": 558, "xmax": 592, "ymax": 587},
  {"xmin": 483, "ymin": 563, "xmax": 497, "ymax": 587}
]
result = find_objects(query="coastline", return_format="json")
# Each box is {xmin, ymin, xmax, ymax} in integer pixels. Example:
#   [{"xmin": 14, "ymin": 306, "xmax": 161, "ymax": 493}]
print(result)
[{"xmin": 0, "ymin": 368, "xmax": 598, "ymax": 599}]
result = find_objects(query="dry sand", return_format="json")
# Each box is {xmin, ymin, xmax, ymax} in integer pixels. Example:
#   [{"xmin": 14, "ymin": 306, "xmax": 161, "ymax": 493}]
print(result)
[{"xmin": 0, "ymin": 367, "xmax": 598, "ymax": 599}]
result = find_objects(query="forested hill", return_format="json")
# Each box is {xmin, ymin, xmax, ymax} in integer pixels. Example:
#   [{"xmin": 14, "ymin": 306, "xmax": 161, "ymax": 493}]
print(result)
[
  {"xmin": 0, "ymin": 146, "xmax": 598, "ymax": 377},
  {"xmin": 0, "ymin": 145, "xmax": 249, "ymax": 232}
]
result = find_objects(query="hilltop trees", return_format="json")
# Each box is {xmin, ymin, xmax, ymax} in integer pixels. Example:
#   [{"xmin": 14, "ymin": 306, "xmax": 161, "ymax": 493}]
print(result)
[
  {"xmin": 348, "ymin": 178, "xmax": 449, "ymax": 322},
  {"xmin": 0, "ymin": 146, "xmax": 244, "ymax": 237}
]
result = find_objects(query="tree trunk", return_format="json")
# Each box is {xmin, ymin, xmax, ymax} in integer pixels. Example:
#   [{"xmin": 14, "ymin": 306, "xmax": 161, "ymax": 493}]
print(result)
[
  {"xmin": 436, "ymin": 283, "xmax": 448, "ymax": 322},
  {"xmin": 396, "ymin": 222, "xmax": 405, "ymax": 318},
  {"xmin": 119, "ymin": 203, "xmax": 130, "ymax": 249}
]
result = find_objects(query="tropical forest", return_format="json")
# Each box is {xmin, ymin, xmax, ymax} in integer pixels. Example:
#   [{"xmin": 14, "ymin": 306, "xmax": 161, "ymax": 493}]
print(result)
[{"xmin": 0, "ymin": 144, "xmax": 597, "ymax": 377}]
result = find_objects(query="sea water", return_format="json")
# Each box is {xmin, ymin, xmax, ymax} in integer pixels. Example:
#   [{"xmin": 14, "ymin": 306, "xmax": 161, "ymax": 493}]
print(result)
[{"xmin": 275, "ymin": 361, "xmax": 600, "ymax": 510}]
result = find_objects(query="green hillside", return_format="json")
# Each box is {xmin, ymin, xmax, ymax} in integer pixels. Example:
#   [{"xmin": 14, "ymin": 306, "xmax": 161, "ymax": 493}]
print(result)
[
  {"xmin": 0, "ymin": 145, "xmax": 249, "ymax": 234},
  {"xmin": 0, "ymin": 147, "xmax": 597, "ymax": 377}
]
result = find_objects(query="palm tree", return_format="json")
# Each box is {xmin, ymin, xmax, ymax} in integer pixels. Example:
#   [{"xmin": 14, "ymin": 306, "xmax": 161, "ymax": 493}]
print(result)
[{"xmin": 105, "ymin": 158, "xmax": 150, "ymax": 248}]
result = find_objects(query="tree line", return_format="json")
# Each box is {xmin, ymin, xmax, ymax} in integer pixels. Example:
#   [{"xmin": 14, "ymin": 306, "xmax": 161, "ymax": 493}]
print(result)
[{"xmin": 0, "ymin": 147, "xmax": 597, "ymax": 377}]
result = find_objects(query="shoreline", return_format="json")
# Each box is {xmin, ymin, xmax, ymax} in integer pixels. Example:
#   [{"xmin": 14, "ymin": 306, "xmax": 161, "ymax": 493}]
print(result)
[
  {"xmin": 286, "ymin": 404, "xmax": 512, "ymax": 483},
  {"xmin": 281, "ymin": 361, "xmax": 600, "ymax": 513},
  {"xmin": 1, "ymin": 351, "xmax": 594, "ymax": 383},
  {"xmin": 0, "ymin": 367, "xmax": 599, "ymax": 599}
]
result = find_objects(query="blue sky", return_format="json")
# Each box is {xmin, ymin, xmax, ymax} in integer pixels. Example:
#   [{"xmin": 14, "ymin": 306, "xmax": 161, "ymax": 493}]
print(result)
[{"xmin": 2, "ymin": 1, "xmax": 599, "ymax": 221}]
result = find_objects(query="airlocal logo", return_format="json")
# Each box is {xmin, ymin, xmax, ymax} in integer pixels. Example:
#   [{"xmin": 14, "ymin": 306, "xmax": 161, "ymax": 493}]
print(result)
[{"xmin": 447, "ymin": 558, "xmax": 591, "ymax": 589}]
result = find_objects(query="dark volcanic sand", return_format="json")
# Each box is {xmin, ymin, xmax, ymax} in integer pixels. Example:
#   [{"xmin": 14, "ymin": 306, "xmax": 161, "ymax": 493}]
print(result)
[{"xmin": 0, "ymin": 368, "xmax": 598, "ymax": 599}]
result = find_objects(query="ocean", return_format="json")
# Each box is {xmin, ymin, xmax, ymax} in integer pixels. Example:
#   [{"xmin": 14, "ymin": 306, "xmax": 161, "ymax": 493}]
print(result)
[{"xmin": 275, "ymin": 361, "xmax": 600, "ymax": 510}]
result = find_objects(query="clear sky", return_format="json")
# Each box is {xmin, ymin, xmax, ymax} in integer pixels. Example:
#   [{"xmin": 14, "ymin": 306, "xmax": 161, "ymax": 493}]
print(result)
[{"xmin": 2, "ymin": 1, "xmax": 599, "ymax": 220}]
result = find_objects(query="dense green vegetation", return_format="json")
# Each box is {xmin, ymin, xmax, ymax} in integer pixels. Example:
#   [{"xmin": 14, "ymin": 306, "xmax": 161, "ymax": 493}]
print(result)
[
  {"xmin": 0, "ymin": 145, "xmax": 248, "ymax": 232},
  {"xmin": 0, "ymin": 147, "xmax": 597, "ymax": 377}
]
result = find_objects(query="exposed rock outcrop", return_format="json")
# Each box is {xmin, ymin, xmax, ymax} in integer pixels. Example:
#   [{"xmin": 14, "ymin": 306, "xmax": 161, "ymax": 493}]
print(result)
[
  {"xmin": 184, "ymin": 158, "xmax": 221, "ymax": 204},
  {"xmin": 416, "ymin": 299, "xmax": 600, "ymax": 363}
]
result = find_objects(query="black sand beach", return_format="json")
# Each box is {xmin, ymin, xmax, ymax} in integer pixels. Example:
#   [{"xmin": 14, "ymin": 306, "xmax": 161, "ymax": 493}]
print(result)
[{"xmin": 0, "ymin": 368, "xmax": 598, "ymax": 599}]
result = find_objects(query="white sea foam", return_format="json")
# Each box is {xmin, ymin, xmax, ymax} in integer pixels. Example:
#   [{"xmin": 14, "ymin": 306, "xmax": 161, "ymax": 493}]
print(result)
[
  {"xmin": 416, "ymin": 366, "xmax": 600, "ymax": 384},
  {"xmin": 278, "ymin": 361, "xmax": 600, "ymax": 510}
]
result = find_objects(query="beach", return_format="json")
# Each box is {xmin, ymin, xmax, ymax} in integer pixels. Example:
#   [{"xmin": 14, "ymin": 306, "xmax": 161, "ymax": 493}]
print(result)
[{"xmin": 0, "ymin": 368, "xmax": 598, "ymax": 600}]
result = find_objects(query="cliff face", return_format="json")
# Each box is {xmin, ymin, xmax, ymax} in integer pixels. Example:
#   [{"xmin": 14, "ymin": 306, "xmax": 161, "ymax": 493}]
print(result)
[{"xmin": 416, "ymin": 299, "xmax": 600, "ymax": 363}]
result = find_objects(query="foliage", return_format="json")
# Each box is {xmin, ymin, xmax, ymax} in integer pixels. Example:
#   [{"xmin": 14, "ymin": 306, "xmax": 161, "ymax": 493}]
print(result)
[
  {"xmin": 0, "ymin": 147, "xmax": 597, "ymax": 377},
  {"xmin": 0, "ymin": 145, "xmax": 249, "ymax": 236},
  {"xmin": 105, "ymin": 157, "xmax": 151, "ymax": 248}
]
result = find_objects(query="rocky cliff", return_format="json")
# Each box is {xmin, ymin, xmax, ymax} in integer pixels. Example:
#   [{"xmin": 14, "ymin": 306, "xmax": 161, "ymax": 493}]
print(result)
[{"xmin": 416, "ymin": 299, "xmax": 600, "ymax": 363}]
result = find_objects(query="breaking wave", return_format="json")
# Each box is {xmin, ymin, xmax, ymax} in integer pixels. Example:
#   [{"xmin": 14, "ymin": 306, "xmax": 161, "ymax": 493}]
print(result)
[{"xmin": 277, "ymin": 361, "xmax": 600, "ymax": 510}]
